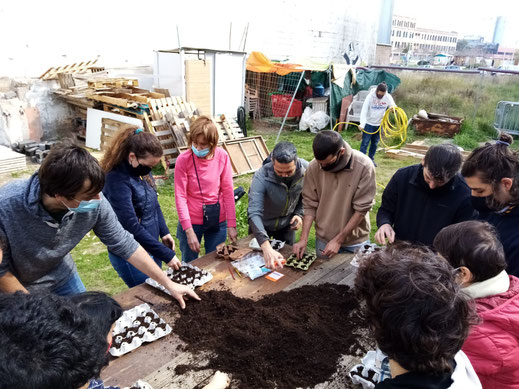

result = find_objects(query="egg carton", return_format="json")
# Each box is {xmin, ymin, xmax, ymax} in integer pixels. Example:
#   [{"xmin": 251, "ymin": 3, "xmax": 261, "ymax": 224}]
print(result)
[
  {"xmin": 285, "ymin": 252, "xmax": 317, "ymax": 271},
  {"xmin": 216, "ymin": 244, "xmax": 252, "ymax": 261},
  {"xmin": 145, "ymin": 263, "xmax": 213, "ymax": 294},
  {"xmin": 109, "ymin": 303, "xmax": 171, "ymax": 357},
  {"xmin": 349, "ymin": 365, "xmax": 378, "ymax": 389},
  {"xmin": 351, "ymin": 244, "xmax": 383, "ymax": 268},
  {"xmin": 249, "ymin": 238, "xmax": 285, "ymax": 251},
  {"xmin": 124, "ymin": 380, "xmax": 153, "ymax": 389}
]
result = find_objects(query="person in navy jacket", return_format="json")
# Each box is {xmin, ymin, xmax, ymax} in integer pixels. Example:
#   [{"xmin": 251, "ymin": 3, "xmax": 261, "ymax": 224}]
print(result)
[{"xmin": 101, "ymin": 127, "xmax": 180, "ymax": 287}]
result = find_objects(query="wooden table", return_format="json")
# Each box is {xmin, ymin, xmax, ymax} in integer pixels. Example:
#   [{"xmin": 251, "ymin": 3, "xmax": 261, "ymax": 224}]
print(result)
[{"xmin": 102, "ymin": 236, "xmax": 366, "ymax": 388}]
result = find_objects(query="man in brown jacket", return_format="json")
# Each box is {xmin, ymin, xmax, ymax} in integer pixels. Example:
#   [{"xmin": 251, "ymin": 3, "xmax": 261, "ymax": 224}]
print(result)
[{"xmin": 293, "ymin": 131, "xmax": 376, "ymax": 259}]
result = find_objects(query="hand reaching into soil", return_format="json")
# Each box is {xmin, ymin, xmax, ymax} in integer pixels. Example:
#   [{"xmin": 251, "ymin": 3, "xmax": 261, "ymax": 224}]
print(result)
[
  {"xmin": 374, "ymin": 224, "xmax": 395, "ymax": 245},
  {"xmin": 167, "ymin": 255, "xmax": 181, "ymax": 271},
  {"xmin": 203, "ymin": 371, "xmax": 230, "ymax": 389},
  {"xmin": 166, "ymin": 282, "xmax": 201, "ymax": 309}
]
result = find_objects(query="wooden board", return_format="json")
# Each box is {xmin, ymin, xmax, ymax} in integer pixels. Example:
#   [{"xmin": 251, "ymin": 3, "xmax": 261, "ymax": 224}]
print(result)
[
  {"xmin": 221, "ymin": 136, "xmax": 269, "ymax": 176},
  {"xmin": 101, "ymin": 236, "xmax": 368, "ymax": 388},
  {"xmin": 185, "ymin": 59, "xmax": 212, "ymax": 115}
]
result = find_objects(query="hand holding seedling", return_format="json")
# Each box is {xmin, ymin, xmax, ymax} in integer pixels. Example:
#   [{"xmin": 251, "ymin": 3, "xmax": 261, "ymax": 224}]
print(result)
[
  {"xmin": 374, "ymin": 223, "xmax": 395, "ymax": 245},
  {"xmin": 166, "ymin": 281, "xmax": 201, "ymax": 309},
  {"xmin": 167, "ymin": 255, "xmax": 181, "ymax": 271},
  {"xmin": 290, "ymin": 215, "xmax": 302, "ymax": 230},
  {"xmin": 322, "ymin": 237, "xmax": 341, "ymax": 258},
  {"xmin": 293, "ymin": 239, "xmax": 307, "ymax": 259},
  {"xmin": 261, "ymin": 240, "xmax": 284, "ymax": 269}
]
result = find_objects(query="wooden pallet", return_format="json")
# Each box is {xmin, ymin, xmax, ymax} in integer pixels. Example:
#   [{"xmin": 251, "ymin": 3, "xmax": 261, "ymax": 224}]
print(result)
[
  {"xmin": 147, "ymin": 97, "xmax": 200, "ymax": 172},
  {"xmin": 40, "ymin": 60, "xmax": 103, "ymax": 80},
  {"xmin": 212, "ymin": 114, "xmax": 244, "ymax": 142},
  {"xmin": 100, "ymin": 118, "xmax": 136, "ymax": 151},
  {"xmin": 148, "ymin": 97, "xmax": 198, "ymax": 119},
  {"xmin": 0, "ymin": 146, "xmax": 27, "ymax": 174},
  {"xmin": 87, "ymin": 78, "xmax": 139, "ymax": 90}
]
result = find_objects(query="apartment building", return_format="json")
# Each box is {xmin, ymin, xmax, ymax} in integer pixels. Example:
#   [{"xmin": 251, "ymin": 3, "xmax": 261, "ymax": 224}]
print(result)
[{"xmin": 391, "ymin": 15, "xmax": 458, "ymax": 62}]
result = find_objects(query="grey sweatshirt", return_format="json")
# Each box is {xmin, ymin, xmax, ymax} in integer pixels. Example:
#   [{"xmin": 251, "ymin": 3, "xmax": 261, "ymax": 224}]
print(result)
[
  {"xmin": 248, "ymin": 158, "xmax": 308, "ymax": 245},
  {"xmin": 0, "ymin": 173, "xmax": 139, "ymax": 291}
]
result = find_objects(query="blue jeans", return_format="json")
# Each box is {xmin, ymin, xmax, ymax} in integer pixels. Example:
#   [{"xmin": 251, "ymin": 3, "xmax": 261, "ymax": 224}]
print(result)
[
  {"xmin": 359, "ymin": 124, "xmax": 380, "ymax": 161},
  {"xmin": 51, "ymin": 271, "xmax": 87, "ymax": 296},
  {"xmin": 176, "ymin": 221, "xmax": 227, "ymax": 262},
  {"xmin": 109, "ymin": 251, "xmax": 162, "ymax": 288},
  {"xmin": 315, "ymin": 238, "xmax": 369, "ymax": 259}
]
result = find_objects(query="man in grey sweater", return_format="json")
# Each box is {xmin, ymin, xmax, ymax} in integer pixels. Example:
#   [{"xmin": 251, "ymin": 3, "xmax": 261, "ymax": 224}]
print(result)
[
  {"xmin": 248, "ymin": 142, "xmax": 308, "ymax": 269},
  {"xmin": 0, "ymin": 143, "xmax": 199, "ymax": 308}
]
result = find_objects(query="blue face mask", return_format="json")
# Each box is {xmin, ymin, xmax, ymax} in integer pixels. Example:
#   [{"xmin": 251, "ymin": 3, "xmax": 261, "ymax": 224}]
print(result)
[
  {"xmin": 63, "ymin": 198, "xmax": 101, "ymax": 213},
  {"xmin": 192, "ymin": 145, "xmax": 210, "ymax": 158}
]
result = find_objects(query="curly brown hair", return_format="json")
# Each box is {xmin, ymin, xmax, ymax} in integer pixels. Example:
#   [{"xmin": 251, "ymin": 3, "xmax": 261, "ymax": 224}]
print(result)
[
  {"xmin": 100, "ymin": 125, "xmax": 163, "ymax": 173},
  {"xmin": 355, "ymin": 243, "xmax": 476, "ymax": 374}
]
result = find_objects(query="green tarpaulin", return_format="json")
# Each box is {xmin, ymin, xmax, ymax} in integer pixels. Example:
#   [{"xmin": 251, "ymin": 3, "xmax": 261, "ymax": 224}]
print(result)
[{"xmin": 331, "ymin": 69, "xmax": 401, "ymax": 121}]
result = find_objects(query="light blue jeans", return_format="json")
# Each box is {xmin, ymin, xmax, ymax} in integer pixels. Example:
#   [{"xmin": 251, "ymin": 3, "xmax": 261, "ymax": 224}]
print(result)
[
  {"xmin": 109, "ymin": 252, "xmax": 162, "ymax": 288},
  {"xmin": 176, "ymin": 221, "xmax": 227, "ymax": 262},
  {"xmin": 315, "ymin": 238, "xmax": 369, "ymax": 259},
  {"xmin": 51, "ymin": 271, "xmax": 87, "ymax": 296}
]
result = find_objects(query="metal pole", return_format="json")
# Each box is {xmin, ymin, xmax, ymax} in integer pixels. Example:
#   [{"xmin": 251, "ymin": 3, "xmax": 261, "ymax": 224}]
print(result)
[
  {"xmin": 328, "ymin": 65, "xmax": 333, "ymax": 130},
  {"xmin": 275, "ymin": 70, "xmax": 305, "ymax": 144},
  {"xmin": 471, "ymin": 70, "xmax": 484, "ymax": 127}
]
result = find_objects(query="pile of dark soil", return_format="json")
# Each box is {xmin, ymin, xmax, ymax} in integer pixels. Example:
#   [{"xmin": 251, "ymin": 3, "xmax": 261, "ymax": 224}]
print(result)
[{"xmin": 173, "ymin": 284, "xmax": 369, "ymax": 388}]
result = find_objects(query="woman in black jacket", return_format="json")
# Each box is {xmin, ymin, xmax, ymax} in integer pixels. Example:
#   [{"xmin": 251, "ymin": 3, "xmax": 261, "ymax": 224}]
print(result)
[{"xmin": 101, "ymin": 126, "xmax": 180, "ymax": 287}]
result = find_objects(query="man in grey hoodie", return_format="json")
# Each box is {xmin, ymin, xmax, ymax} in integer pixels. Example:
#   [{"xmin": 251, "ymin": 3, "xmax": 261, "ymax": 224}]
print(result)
[
  {"xmin": 248, "ymin": 142, "xmax": 308, "ymax": 269},
  {"xmin": 0, "ymin": 142, "xmax": 199, "ymax": 308}
]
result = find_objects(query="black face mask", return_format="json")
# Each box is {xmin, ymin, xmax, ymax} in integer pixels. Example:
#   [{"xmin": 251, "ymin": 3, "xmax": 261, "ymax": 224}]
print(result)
[
  {"xmin": 275, "ymin": 173, "xmax": 293, "ymax": 187},
  {"xmin": 129, "ymin": 161, "xmax": 153, "ymax": 177},
  {"xmin": 321, "ymin": 151, "xmax": 342, "ymax": 171}
]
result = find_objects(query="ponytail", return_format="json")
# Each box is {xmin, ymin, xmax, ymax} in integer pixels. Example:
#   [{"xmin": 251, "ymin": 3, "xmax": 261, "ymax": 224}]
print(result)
[
  {"xmin": 100, "ymin": 126, "xmax": 163, "ymax": 173},
  {"xmin": 462, "ymin": 132, "xmax": 519, "ymax": 202}
]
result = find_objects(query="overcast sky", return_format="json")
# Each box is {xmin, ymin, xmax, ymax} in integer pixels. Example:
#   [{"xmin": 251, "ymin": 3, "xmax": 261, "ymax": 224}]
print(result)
[{"xmin": 394, "ymin": 0, "xmax": 519, "ymax": 44}]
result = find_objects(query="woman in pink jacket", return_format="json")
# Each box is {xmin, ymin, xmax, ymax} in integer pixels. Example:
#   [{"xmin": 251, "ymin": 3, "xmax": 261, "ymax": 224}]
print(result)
[
  {"xmin": 174, "ymin": 116, "xmax": 237, "ymax": 262},
  {"xmin": 434, "ymin": 220, "xmax": 519, "ymax": 389}
]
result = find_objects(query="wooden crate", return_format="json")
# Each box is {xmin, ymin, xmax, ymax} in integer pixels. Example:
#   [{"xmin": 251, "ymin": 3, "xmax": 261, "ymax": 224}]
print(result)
[
  {"xmin": 412, "ymin": 113, "xmax": 463, "ymax": 138},
  {"xmin": 100, "ymin": 118, "xmax": 137, "ymax": 151}
]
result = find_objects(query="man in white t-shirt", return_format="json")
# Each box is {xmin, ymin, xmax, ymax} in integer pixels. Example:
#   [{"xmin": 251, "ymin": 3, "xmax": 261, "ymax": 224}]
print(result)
[{"xmin": 359, "ymin": 83, "xmax": 396, "ymax": 166}]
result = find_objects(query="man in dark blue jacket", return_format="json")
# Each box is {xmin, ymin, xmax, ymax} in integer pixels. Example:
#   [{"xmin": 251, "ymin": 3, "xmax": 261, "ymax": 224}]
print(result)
[{"xmin": 375, "ymin": 144, "xmax": 474, "ymax": 246}]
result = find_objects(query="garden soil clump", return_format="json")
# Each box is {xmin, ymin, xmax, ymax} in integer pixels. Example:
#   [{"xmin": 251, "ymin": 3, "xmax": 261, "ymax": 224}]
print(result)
[{"xmin": 173, "ymin": 284, "xmax": 369, "ymax": 388}]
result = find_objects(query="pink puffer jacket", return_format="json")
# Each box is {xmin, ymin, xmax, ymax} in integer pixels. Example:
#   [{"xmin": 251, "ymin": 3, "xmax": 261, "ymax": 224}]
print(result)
[{"xmin": 463, "ymin": 275, "xmax": 519, "ymax": 389}]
